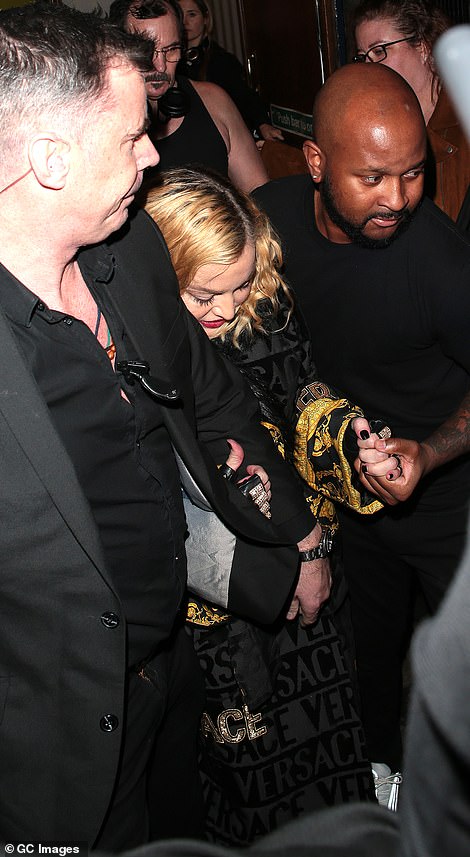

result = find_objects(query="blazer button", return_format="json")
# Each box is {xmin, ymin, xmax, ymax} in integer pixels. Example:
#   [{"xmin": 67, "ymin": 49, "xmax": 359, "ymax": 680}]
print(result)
[
  {"xmin": 100, "ymin": 714, "xmax": 119, "ymax": 732},
  {"xmin": 101, "ymin": 611, "xmax": 120, "ymax": 629}
]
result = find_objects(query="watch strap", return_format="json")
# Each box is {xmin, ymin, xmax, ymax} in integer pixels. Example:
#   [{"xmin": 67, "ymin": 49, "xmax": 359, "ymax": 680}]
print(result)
[{"xmin": 299, "ymin": 530, "xmax": 334, "ymax": 562}]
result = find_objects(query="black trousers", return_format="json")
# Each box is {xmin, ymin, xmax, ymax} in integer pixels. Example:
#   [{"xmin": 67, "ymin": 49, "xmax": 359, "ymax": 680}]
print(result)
[
  {"xmin": 104, "ymin": 803, "xmax": 399, "ymax": 857},
  {"xmin": 95, "ymin": 622, "xmax": 205, "ymax": 851},
  {"xmin": 338, "ymin": 478, "xmax": 469, "ymax": 770}
]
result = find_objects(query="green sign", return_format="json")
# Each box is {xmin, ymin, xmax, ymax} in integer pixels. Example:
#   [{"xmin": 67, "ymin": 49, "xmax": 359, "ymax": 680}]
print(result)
[{"xmin": 270, "ymin": 105, "xmax": 312, "ymax": 139}]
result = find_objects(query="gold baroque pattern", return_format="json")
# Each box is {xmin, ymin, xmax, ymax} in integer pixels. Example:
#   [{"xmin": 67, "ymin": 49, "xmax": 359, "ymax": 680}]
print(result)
[
  {"xmin": 295, "ymin": 392, "xmax": 383, "ymax": 515},
  {"xmin": 187, "ymin": 599, "xmax": 230, "ymax": 627}
]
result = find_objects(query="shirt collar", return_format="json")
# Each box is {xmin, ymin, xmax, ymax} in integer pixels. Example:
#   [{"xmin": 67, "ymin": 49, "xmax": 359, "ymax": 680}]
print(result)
[
  {"xmin": 77, "ymin": 242, "xmax": 116, "ymax": 284},
  {"xmin": 0, "ymin": 242, "xmax": 116, "ymax": 328},
  {"xmin": 0, "ymin": 260, "xmax": 44, "ymax": 327}
]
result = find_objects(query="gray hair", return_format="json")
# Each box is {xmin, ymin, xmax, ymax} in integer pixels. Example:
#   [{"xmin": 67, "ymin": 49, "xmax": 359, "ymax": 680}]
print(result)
[{"xmin": 0, "ymin": 1, "xmax": 154, "ymax": 175}]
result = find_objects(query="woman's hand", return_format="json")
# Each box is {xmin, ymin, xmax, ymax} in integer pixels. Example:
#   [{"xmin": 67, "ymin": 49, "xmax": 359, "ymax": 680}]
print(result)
[
  {"xmin": 223, "ymin": 437, "xmax": 245, "ymax": 474},
  {"xmin": 359, "ymin": 436, "xmax": 429, "ymax": 505},
  {"xmin": 223, "ymin": 438, "xmax": 272, "ymax": 504},
  {"xmin": 351, "ymin": 418, "xmax": 422, "ymax": 505},
  {"xmin": 258, "ymin": 123, "xmax": 284, "ymax": 142},
  {"xmin": 352, "ymin": 417, "xmax": 400, "ymax": 480}
]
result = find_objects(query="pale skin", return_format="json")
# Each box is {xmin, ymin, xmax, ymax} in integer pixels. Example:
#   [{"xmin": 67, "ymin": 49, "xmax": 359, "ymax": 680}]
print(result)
[
  {"xmin": 128, "ymin": 11, "xmax": 268, "ymax": 192},
  {"xmin": 354, "ymin": 18, "xmax": 437, "ymax": 124},
  {"xmin": 193, "ymin": 81, "xmax": 270, "ymax": 189},
  {"xmin": 223, "ymin": 438, "xmax": 271, "ymax": 501},
  {"xmin": 181, "ymin": 244, "xmax": 399, "ymax": 623},
  {"xmin": 0, "ymin": 62, "xmax": 158, "ymax": 336}
]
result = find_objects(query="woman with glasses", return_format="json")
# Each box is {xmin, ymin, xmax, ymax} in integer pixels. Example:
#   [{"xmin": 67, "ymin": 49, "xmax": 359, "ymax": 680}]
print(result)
[
  {"xmin": 352, "ymin": 0, "xmax": 470, "ymax": 227},
  {"xmin": 177, "ymin": 0, "xmax": 283, "ymax": 142}
]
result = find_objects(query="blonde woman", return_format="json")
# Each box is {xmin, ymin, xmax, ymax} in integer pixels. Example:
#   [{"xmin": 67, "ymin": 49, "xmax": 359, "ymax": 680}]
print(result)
[{"xmin": 143, "ymin": 168, "xmax": 397, "ymax": 844}]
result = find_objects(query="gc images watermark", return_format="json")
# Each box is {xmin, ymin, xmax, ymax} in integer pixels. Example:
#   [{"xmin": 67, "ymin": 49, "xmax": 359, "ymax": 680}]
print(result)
[{"xmin": 3, "ymin": 845, "xmax": 87, "ymax": 856}]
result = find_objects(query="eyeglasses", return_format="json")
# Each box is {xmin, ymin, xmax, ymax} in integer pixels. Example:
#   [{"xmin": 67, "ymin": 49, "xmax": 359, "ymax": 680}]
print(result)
[
  {"xmin": 153, "ymin": 43, "xmax": 182, "ymax": 63},
  {"xmin": 353, "ymin": 36, "xmax": 416, "ymax": 64}
]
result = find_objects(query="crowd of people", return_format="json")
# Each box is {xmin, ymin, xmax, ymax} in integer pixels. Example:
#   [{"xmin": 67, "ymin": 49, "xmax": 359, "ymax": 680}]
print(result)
[
  {"xmin": 108, "ymin": 0, "xmax": 268, "ymax": 193},
  {"xmin": 0, "ymin": 0, "xmax": 469, "ymax": 854}
]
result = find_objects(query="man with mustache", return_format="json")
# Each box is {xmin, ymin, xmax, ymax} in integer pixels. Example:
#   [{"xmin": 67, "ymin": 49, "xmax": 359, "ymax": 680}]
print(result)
[
  {"xmin": 109, "ymin": 0, "xmax": 268, "ymax": 193},
  {"xmin": 255, "ymin": 63, "xmax": 470, "ymax": 778}
]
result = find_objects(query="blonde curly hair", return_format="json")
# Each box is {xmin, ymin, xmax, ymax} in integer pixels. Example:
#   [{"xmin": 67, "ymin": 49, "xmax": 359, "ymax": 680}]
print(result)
[{"xmin": 142, "ymin": 167, "xmax": 292, "ymax": 345}]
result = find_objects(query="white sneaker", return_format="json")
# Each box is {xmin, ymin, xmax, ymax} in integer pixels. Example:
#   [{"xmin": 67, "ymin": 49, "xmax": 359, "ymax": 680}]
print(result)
[{"xmin": 371, "ymin": 762, "xmax": 402, "ymax": 811}]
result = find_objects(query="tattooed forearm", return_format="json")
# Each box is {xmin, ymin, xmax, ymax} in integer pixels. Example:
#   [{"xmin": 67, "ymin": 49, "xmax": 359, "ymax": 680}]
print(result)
[{"xmin": 421, "ymin": 390, "xmax": 470, "ymax": 472}]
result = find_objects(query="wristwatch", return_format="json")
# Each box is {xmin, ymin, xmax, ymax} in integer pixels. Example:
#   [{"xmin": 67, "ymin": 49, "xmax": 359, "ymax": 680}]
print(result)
[{"xmin": 299, "ymin": 529, "xmax": 334, "ymax": 562}]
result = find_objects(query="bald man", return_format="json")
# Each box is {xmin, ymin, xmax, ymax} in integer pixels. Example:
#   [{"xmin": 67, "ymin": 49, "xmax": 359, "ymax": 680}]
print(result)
[{"xmin": 254, "ymin": 63, "xmax": 470, "ymax": 773}]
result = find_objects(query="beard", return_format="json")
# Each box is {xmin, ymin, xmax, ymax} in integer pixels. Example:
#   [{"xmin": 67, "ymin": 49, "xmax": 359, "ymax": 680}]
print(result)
[{"xmin": 320, "ymin": 173, "xmax": 417, "ymax": 249}]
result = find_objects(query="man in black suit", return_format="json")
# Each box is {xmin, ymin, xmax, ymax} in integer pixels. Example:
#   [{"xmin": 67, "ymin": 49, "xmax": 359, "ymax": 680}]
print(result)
[{"xmin": 0, "ymin": 2, "xmax": 328, "ymax": 849}]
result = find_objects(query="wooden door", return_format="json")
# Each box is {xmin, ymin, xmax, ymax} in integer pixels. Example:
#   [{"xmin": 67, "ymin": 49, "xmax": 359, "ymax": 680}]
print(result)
[{"xmin": 239, "ymin": 0, "xmax": 340, "ymax": 145}]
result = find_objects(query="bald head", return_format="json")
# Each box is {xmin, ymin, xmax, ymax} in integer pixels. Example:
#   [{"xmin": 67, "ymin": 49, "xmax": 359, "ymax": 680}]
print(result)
[
  {"xmin": 304, "ymin": 63, "xmax": 427, "ymax": 248},
  {"xmin": 312, "ymin": 63, "xmax": 425, "ymax": 152}
]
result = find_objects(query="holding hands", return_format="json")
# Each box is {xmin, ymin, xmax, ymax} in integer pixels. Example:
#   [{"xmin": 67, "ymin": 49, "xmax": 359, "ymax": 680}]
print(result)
[
  {"xmin": 221, "ymin": 423, "xmax": 424, "ymax": 627},
  {"xmin": 352, "ymin": 417, "xmax": 425, "ymax": 505}
]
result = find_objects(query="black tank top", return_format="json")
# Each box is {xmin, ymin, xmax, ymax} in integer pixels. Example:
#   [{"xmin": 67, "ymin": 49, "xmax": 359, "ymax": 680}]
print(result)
[{"xmin": 149, "ymin": 77, "xmax": 229, "ymax": 178}]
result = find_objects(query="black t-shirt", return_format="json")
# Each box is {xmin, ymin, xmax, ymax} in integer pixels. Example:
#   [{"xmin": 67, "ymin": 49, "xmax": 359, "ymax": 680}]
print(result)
[
  {"xmin": 255, "ymin": 175, "xmax": 470, "ymax": 502},
  {"xmin": 147, "ymin": 76, "xmax": 228, "ymax": 182},
  {"xmin": 255, "ymin": 176, "xmax": 470, "ymax": 441}
]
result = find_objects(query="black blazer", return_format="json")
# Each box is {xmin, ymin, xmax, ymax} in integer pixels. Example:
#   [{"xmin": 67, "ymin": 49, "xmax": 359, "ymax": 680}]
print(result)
[{"xmin": 0, "ymin": 208, "xmax": 313, "ymax": 843}]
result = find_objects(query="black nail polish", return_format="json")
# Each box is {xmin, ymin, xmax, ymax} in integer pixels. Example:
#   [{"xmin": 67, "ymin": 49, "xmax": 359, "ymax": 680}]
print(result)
[
  {"xmin": 360, "ymin": 430, "xmax": 370, "ymax": 440},
  {"xmin": 362, "ymin": 464, "xmax": 368, "ymax": 473}
]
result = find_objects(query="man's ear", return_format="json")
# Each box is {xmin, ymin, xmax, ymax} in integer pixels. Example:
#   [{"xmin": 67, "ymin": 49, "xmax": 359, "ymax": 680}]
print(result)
[
  {"xmin": 303, "ymin": 140, "xmax": 324, "ymax": 184},
  {"xmin": 28, "ymin": 135, "xmax": 71, "ymax": 189}
]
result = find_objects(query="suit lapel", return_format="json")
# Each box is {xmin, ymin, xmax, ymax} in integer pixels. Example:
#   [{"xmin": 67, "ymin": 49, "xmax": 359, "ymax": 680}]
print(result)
[
  {"xmin": 99, "ymin": 263, "xmax": 220, "ymax": 501},
  {"xmin": 0, "ymin": 305, "xmax": 109, "ymax": 576}
]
